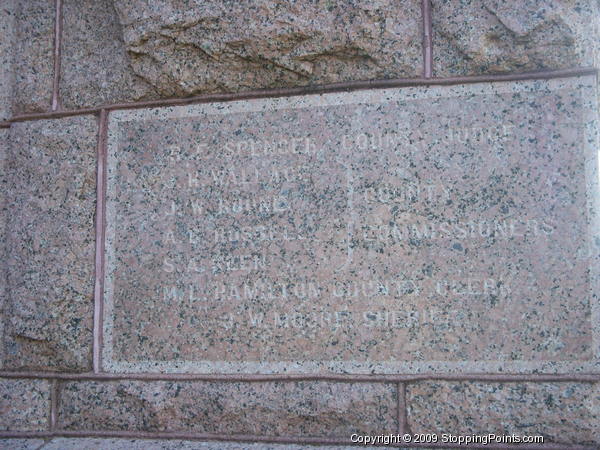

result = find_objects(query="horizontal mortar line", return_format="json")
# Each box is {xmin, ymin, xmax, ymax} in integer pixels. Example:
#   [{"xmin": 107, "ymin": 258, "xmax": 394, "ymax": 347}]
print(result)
[
  {"xmin": 0, "ymin": 371, "xmax": 598, "ymax": 382},
  {"xmin": 6, "ymin": 67, "xmax": 597, "ymax": 124},
  {"xmin": 0, "ymin": 431, "xmax": 594, "ymax": 449}
]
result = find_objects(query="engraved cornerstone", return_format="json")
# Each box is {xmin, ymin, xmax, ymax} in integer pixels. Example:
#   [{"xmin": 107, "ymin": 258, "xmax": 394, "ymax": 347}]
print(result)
[{"xmin": 103, "ymin": 76, "xmax": 599, "ymax": 373}]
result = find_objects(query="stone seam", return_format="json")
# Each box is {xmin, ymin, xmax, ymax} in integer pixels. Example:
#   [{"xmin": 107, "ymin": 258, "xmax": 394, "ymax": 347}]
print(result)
[
  {"xmin": 49, "ymin": 379, "xmax": 59, "ymax": 431},
  {"xmin": 92, "ymin": 109, "xmax": 108, "ymax": 374},
  {"xmin": 1, "ymin": 372, "xmax": 598, "ymax": 382},
  {"xmin": 2, "ymin": 68, "xmax": 596, "ymax": 126},
  {"xmin": 397, "ymin": 381, "xmax": 407, "ymax": 434},
  {"xmin": 51, "ymin": 0, "xmax": 63, "ymax": 111}
]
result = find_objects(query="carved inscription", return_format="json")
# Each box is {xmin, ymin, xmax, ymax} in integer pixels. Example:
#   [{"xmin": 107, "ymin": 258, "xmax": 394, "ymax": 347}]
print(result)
[{"xmin": 104, "ymin": 80, "xmax": 597, "ymax": 372}]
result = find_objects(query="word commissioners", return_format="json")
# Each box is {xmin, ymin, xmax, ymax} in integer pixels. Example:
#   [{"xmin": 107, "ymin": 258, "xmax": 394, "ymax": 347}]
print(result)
[{"xmin": 103, "ymin": 78, "xmax": 598, "ymax": 372}]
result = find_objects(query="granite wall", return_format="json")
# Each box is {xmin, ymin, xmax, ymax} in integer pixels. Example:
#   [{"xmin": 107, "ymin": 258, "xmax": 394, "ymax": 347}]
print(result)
[{"xmin": 1, "ymin": 0, "xmax": 599, "ymax": 448}]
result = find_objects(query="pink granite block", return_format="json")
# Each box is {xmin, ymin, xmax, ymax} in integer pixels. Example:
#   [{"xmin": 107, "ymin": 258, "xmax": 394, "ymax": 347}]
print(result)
[
  {"xmin": 102, "ymin": 76, "xmax": 599, "ymax": 375},
  {"xmin": 4, "ymin": 116, "xmax": 97, "ymax": 370},
  {"xmin": 407, "ymin": 381, "xmax": 600, "ymax": 445},
  {"xmin": 0, "ymin": 378, "xmax": 51, "ymax": 431},
  {"xmin": 58, "ymin": 380, "xmax": 397, "ymax": 437},
  {"xmin": 12, "ymin": 0, "xmax": 54, "ymax": 113}
]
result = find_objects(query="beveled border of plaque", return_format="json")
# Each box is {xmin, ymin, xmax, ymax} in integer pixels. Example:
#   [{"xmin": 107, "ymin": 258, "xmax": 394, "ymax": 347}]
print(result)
[{"xmin": 103, "ymin": 75, "xmax": 600, "ymax": 374}]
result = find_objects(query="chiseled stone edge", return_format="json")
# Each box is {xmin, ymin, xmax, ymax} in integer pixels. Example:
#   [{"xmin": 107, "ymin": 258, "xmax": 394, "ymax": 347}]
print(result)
[{"xmin": 103, "ymin": 74, "xmax": 600, "ymax": 374}]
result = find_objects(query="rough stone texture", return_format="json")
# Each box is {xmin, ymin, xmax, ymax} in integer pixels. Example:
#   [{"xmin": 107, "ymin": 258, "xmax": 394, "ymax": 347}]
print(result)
[
  {"xmin": 9, "ymin": 0, "xmax": 600, "ymax": 112},
  {"xmin": 58, "ymin": 380, "xmax": 397, "ymax": 436},
  {"xmin": 432, "ymin": 0, "xmax": 600, "ymax": 77},
  {"xmin": 12, "ymin": 0, "xmax": 54, "ymax": 113},
  {"xmin": 0, "ymin": 1, "xmax": 15, "ymax": 120},
  {"xmin": 0, "ymin": 378, "xmax": 51, "ymax": 431},
  {"xmin": 407, "ymin": 381, "xmax": 600, "ymax": 445},
  {"xmin": 110, "ymin": 0, "xmax": 422, "ymax": 98},
  {"xmin": 3, "ymin": 116, "xmax": 97, "ymax": 371},
  {"xmin": 40, "ymin": 439, "xmax": 378, "ymax": 449},
  {"xmin": 60, "ymin": 0, "xmax": 156, "ymax": 109}
]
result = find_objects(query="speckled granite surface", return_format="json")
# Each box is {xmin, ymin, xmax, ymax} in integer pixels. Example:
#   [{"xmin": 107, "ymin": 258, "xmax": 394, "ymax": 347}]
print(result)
[
  {"xmin": 60, "ymin": 0, "xmax": 156, "ymax": 109},
  {"xmin": 0, "ymin": 378, "xmax": 50, "ymax": 431},
  {"xmin": 104, "ymin": 75, "xmax": 599, "ymax": 374},
  {"xmin": 1, "ymin": 1, "xmax": 599, "ymax": 445},
  {"xmin": 407, "ymin": 381, "xmax": 599, "ymax": 445},
  {"xmin": 432, "ymin": 0, "xmax": 599, "ymax": 77},
  {"xmin": 12, "ymin": 0, "xmax": 54, "ymax": 113},
  {"xmin": 58, "ymin": 380, "xmax": 397, "ymax": 436},
  {"xmin": 0, "ymin": 439, "xmax": 45, "ymax": 450},
  {"xmin": 3, "ymin": 116, "xmax": 97, "ymax": 370}
]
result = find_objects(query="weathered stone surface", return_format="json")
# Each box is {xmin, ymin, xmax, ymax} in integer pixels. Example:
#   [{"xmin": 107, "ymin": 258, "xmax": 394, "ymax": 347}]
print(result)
[
  {"xmin": 111, "ymin": 0, "xmax": 422, "ymax": 98},
  {"xmin": 432, "ymin": 0, "xmax": 599, "ymax": 77},
  {"xmin": 104, "ymin": 76, "xmax": 598, "ymax": 374},
  {"xmin": 0, "ymin": 378, "xmax": 51, "ymax": 431},
  {"xmin": 3, "ymin": 116, "xmax": 97, "ymax": 371},
  {"xmin": 12, "ymin": 0, "xmax": 54, "ymax": 113},
  {"xmin": 58, "ymin": 380, "xmax": 397, "ymax": 436},
  {"xmin": 0, "ymin": 1, "xmax": 15, "ymax": 120},
  {"xmin": 60, "ymin": 0, "xmax": 156, "ymax": 109},
  {"xmin": 407, "ymin": 381, "xmax": 600, "ymax": 445}
]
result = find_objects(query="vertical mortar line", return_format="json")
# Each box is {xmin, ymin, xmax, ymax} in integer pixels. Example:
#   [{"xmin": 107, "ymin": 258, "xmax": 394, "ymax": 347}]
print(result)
[
  {"xmin": 421, "ymin": 0, "xmax": 433, "ymax": 78},
  {"xmin": 51, "ymin": 0, "xmax": 63, "ymax": 111},
  {"xmin": 49, "ymin": 378, "xmax": 58, "ymax": 431},
  {"xmin": 398, "ymin": 381, "xmax": 409, "ymax": 435},
  {"xmin": 93, "ymin": 109, "xmax": 109, "ymax": 373},
  {"xmin": 397, "ymin": 381, "xmax": 406, "ymax": 434}
]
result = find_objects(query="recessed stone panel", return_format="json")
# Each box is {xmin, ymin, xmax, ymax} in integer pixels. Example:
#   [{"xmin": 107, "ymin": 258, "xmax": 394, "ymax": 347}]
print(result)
[{"xmin": 104, "ymin": 75, "xmax": 599, "ymax": 374}]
